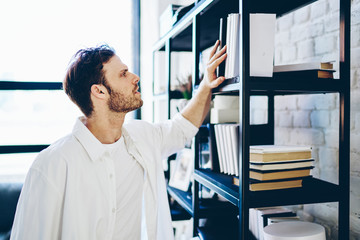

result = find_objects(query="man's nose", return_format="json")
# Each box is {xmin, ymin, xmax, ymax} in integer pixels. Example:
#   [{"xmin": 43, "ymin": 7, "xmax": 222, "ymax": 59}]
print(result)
[{"xmin": 132, "ymin": 73, "xmax": 140, "ymax": 84}]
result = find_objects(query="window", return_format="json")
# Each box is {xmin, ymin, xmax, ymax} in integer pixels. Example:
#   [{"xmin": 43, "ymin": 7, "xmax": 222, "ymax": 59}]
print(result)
[{"xmin": 0, "ymin": 0, "xmax": 139, "ymax": 182}]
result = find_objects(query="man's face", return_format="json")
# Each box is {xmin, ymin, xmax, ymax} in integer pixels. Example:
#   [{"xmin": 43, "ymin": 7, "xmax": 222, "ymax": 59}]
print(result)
[{"xmin": 102, "ymin": 55, "xmax": 143, "ymax": 113}]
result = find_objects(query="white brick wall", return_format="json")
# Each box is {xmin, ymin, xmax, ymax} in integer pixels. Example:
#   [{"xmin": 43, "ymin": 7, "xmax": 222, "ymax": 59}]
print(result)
[{"xmin": 269, "ymin": 0, "xmax": 360, "ymax": 238}]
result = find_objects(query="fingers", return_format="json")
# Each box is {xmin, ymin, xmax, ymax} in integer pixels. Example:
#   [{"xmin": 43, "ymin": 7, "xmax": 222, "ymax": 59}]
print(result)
[
  {"xmin": 209, "ymin": 76, "xmax": 226, "ymax": 88},
  {"xmin": 208, "ymin": 52, "xmax": 227, "ymax": 72},
  {"xmin": 208, "ymin": 45, "xmax": 227, "ymax": 65},
  {"xmin": 209, "ymin": 40, "xmax": 220, "ymax": 59}
]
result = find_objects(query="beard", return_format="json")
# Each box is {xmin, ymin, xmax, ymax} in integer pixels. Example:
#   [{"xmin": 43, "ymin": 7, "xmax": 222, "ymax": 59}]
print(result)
[{"xmin": 107, "ymin": 87, "xmax": 143, "ymax": 113}]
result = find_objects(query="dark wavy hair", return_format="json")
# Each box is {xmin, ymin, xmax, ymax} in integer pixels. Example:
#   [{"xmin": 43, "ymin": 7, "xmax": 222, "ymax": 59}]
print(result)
[{"xmin": 63, "ymin": 45, "xmax": 115, "ymax": 117}]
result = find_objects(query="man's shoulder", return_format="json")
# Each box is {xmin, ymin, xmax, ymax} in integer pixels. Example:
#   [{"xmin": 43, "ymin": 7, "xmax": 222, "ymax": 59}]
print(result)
[{"xmin": 32, "ymin": 134, "xmax": 79, "ymax": 169}]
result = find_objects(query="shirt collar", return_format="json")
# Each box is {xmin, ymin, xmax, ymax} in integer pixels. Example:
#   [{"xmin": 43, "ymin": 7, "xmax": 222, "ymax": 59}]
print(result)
[{"xmin": 72, "ymin": 117, "xmax": 107, "ymax": 162}]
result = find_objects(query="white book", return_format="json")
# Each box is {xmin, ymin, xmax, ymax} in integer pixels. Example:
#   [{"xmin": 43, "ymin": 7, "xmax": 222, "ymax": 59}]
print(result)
[
  {"xmin": 250, "ymin": 13, "xmax": 276, "ymax": 77},
  {"xmin": 230, "ymin": 14, "xmax": 237, "ymax": 78},
  {"xmin": 225, "ymin": 125, "xmax": 235, "ymax": 175},
  {"xmin": 229, "ymin": 124, "xmax": 239, "ymax": 176},
  {"xmin": 232, "ymin": 13, "xmax": 240, "ymax": 77},
  {"xmin": 250, "ymin": 145, "xmax": 312, "ymax": 154},
  {"xmin": 273, "ymin": 61, "xmax": 334, "ymax": 72},
  {"xmin": 250, "ymin": 159, "xmax": 314, "ymax": 171},
  {"xmin": 224, "ymin": 14, "xmax": 232, "ymax": 79},
  {"xmin": 224, "ymin": 13, "xmax": 241, "ymax": 78},
  {"xmin": 214, "ymin": 125, "xmax": 224, "ymax": 173},
  {"xmin": 219, "ymin": 125, "xmax": 230, "ymax": 174},
  {"xmin": 217, "ymin": 125, "xmax": 228, "ymax": 174}
]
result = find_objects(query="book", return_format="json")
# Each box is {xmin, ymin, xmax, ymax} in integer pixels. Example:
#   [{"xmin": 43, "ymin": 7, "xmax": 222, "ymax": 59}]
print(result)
[
  {"xmin": 273, "ymin": 61, "xmax": 334, "ymax": 72},
  {"xmin": 229, "ymin": 124, "xmax": 239, "ymax": 176},
  {"xmin": 273, "ymin": 69, "xmax": 335, "ymax": 79},
  {"xmin": 207, "ymin": 124, "xmax": 220, "ymax": 173},
  {"xmin": 250, "ymin": 13, "xmax": 276, "ymax": 77},
  {"xmin": 217, "ymin": 17, "xmax": 226, "ymax": 77},
  {"xmin": 249, "ymin": 167, "xmax": 313, "ymax": 181},
  {"xmin": 250, "ymin": 159, "xmax": 314, "ymax": 171},
  {"xmin": 249, "ymin": 207, "xmax": 296, "ymax": 239},
  {"xmin": 233, "ymin": 176, "xmax": 304, "ymax": 191},
  {"xmin": 250, "ymin": 145, "xmax": 312, "ymax": 163},
  {"xmin": 224, "ymin": 13, "xmax": 240, "ymax": 78},
  {"xmin": 214, "ymin": 124, "xmax": 225, "ymax": 173}
]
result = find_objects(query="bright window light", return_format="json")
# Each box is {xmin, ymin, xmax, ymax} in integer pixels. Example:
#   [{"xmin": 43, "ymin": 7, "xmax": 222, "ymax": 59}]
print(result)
[{"xmin": 0, "ymin": 0, "xmax": 134, "ymax": 181}]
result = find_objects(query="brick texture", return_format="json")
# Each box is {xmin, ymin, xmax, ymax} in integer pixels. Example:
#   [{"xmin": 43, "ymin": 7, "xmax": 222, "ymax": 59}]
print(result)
[{"xmin": 265, "ymin": 0, "xmax": 360, "ymax": 238}]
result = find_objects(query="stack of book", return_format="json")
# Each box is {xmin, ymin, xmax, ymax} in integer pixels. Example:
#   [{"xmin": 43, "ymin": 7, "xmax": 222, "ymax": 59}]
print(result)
[
  {"xmin": 247, "ymin": 145, "xmax": 314, "ymax": 191},
  {"xmin": 233, "ymin": 145, "xmax": 314, "ymax": 191}
]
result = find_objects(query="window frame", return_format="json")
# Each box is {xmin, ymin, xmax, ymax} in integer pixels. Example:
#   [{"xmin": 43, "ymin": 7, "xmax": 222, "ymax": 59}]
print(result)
[{"xmin": 0, "ymin": 0, "xmax": 141, "ymax": 155}]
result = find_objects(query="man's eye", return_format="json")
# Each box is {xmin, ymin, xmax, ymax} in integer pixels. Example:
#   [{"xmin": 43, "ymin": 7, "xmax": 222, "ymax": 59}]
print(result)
[{"xmin": 122, "ymin": 72, "xmax": 127, "ymax": 77}]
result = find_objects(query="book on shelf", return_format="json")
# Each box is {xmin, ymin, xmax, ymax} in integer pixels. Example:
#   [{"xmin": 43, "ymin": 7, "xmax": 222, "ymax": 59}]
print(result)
[
  {"xmin": 207, "ymin": 124, "xmax": 220, "ymax": 173},
  {"xmin": 223, "ymin": 13, "xmax": 275, "ymax": 78},
  {"xmin": 249, "ymin": 166, "xmax": 313, "ymax": 181},
  {"xmin": 250, "ymin": 207, "xmax": 296, "ymax": 240},
  {"xmin": 250, "ymin": 13, "xmax": 276, "ymax": 77},
  {"xmin": 233, "ymin": 176, "xmax": 305, "ymax": 191},
  {"xmin": 273, "ymin": 61, "xmax": 334, "ymax": 72},
  {"xmin": 250, "ymin": 159, "xmax": 314, "ymax": 171},
  {"xmin": 224, "ymin": 13, "xmax": 240, "ymax": 79},
  {"xmin": 273, "ymin": 69, "xmax": 335, "ymax": 79},
  {"xmin": 217, "ymin": 17, "xmax": 226, "ymax": 77},
  {"xmin": 250, "ymin": 145, "xmax": 312, "ymax": 163},
  {"xmin": 213, "ymin": 123, "xmax": 239, "ymax": 175}
]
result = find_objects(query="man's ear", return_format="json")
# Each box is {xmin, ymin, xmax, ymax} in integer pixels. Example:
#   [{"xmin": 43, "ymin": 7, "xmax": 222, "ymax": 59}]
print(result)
[{"xmin": 90, "ymin": 84, "xmax": 107, "ymax": 99}]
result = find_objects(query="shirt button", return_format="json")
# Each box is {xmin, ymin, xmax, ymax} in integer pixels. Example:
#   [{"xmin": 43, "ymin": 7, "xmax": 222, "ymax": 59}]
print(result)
[{"xmin": 112, "ymin": 208, "xmax": 116, "ymax": 213}]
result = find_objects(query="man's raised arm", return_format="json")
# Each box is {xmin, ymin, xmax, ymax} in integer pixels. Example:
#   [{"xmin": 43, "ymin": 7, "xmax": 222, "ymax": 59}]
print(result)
[{"xmin": 181, "ymin": 40, "xmax": 227, "ymax": 128}]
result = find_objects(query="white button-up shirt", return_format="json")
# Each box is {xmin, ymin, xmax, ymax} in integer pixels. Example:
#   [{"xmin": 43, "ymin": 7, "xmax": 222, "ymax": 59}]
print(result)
[{"xmin": 10, "ymin": 113, "xmax": 198, "ymax": 240}]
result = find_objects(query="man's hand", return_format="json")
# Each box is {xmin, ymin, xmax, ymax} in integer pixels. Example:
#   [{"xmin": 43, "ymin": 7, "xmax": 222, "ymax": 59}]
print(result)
[
  {"xmin": 202, "ymin": 40, "xmax": 227, "ymax": 89},
  {"xmin": 181, "ymin": 40, "xmax": 227, "ymax": 127}
]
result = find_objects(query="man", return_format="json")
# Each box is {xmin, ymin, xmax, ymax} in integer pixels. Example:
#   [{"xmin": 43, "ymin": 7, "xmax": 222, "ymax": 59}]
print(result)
[{"xmin": 10, "ymin": 40, "xmax": 227, "ymax": 240}]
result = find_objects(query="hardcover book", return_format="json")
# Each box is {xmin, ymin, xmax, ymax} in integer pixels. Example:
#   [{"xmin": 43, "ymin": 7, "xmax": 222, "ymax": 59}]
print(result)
[
  {"xmin": 250, "ymin": 145, "xmax": 312, "ymax": 163},
  {"xmin": 250, "ymin": 159, "xmax": 314, "ymax": 171},
  {"xmin": 273, "ymin": 61, "xmax": 334, "ymax": 72},
  {"xmin": 249, "ymin": 167, "xmax": 313, "ymax": 181},
  {"xmin": 273, "ymin": 69, "xmax": 335, "ymax": 79},
  {"xmin": 233, "ymin": 176, "xmax": 305, "ymax": 191}
]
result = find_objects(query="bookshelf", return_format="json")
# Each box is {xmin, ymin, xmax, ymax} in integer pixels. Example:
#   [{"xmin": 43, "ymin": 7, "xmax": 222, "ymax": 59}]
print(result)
[{"xmin": 151, "ymin": 0, "xmax": 350, "ymax": 239}]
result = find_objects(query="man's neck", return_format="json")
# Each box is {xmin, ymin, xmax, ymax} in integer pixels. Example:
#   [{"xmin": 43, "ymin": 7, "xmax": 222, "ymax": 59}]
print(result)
[{"xmin": 83, "ymin": 112, "xmax": 126, "ymax": 144}]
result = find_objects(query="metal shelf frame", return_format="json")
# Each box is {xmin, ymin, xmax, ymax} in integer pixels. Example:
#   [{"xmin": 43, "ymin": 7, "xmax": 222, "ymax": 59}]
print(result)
[{"xmin": 151, "ymin": 0, "xmax": 351, "ymax": 238}]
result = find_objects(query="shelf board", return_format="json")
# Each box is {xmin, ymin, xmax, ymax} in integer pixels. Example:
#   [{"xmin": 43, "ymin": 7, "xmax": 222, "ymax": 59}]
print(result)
[
  {"xmin": 211, "ymin": 75, "xmax": 347, "ymax": 95},
  {"xmin": 153, "ymin": 0, "xmax": 237, "ymax": 52},
  {"xmin": 153, "ymin": 0, "xmax": 319, "ymax": 52},
  {"xmin": 168, "ymin": 186, "xmax": 193, "ymax": 215},
  {"xmin": 248, "ymin": 177, "xmax": 342, "ymax": 208},
  {"xmin": 249, "ymin": 0, "xmax": 317, "ymax": 17},
  {"xmin": 167, "ymin": 185, "xmax": 238, "ymax": 218},
  {"xmin": 194, "ymin": 169, "xmax": 239, "ymax": 206},
  {"xmin": 194, "ymin": 169, "xmax": 342, "ymax": 208}
]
